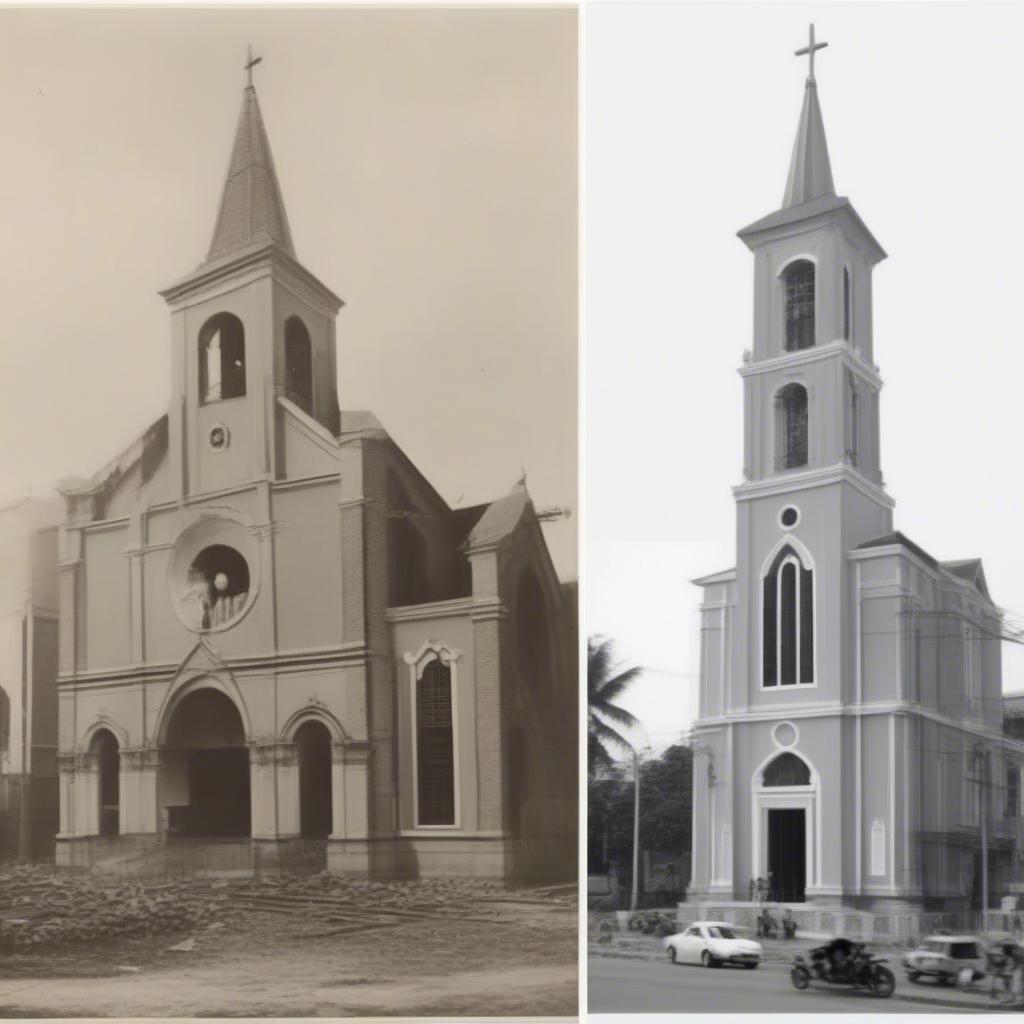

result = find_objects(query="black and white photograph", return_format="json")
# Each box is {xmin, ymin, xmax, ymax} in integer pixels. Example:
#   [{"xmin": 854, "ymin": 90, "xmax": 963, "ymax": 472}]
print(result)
[
  {"xmin": 586, "ymin": 3, "xmax": 1024, "ymax": 1016},
  {"xmin": 0, "ymin": 6, "xmax": 577, "ymax": 1018}
]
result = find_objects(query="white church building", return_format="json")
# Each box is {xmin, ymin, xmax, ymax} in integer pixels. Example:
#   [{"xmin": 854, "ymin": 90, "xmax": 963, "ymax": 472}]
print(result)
[{"xmin": 688, "ymin": 35, "xmax": 1023, "ymax": 913}]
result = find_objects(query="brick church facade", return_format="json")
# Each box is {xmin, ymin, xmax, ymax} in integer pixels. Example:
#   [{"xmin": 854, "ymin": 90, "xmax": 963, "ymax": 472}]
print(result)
[{"xmin": 54, "ymin": 80, "xmax": 576, "ymax": 880}]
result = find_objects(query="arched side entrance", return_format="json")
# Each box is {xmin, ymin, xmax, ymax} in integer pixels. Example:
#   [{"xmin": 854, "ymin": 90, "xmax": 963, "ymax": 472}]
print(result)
[
  {"xmin": 750, "ymin": 747, "xmax": 820, "ymax": 903},
  {"xmin": 296, "ymin": 720, "xmax": 332, "ymax": 838},
  {"xmin": 92, "ymin": 729, "xmax": 120, "ymax": 837},
  {"xmin": 161, "ymin": 688, "xmax": 250, "ymax": 837}
]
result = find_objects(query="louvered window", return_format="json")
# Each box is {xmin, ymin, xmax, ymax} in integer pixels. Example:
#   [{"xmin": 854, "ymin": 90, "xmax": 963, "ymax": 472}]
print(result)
[{"xmin": 416, "ymin": 660, "xmax": 455, "ymax": 825}]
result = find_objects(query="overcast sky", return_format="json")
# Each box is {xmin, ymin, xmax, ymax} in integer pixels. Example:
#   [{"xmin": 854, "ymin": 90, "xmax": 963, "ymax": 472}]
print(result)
[
  {"xmin": 0, "ymin": 6, "xmax": 576, "ymax": 579},
  {"xmin": 586, "ymin": 2, "xmax": 1024, "ymax": 752}
]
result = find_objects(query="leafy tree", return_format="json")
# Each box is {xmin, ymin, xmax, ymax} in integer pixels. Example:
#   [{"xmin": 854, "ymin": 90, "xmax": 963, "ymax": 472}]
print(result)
[{"xmin": 587, "ymin": 635, "xmax": 641, "ymax": 777}]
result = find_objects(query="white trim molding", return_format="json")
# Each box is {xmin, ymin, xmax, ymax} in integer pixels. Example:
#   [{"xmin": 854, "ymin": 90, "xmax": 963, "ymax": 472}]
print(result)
[{"xmin": 403, "ymin": 640, "xmax": 462, "ymax": 831}]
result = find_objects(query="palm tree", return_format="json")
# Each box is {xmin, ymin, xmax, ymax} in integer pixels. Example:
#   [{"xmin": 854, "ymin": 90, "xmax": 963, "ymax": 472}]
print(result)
[{"xmin": 588, "ymin": 635, "xmax": 642, "ymax": 777}]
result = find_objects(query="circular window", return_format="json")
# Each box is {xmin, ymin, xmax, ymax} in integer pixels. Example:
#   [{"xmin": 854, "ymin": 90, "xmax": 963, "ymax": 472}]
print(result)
[
  {"xmin": 208, "ymin": 423, "xmax": 230, "ymax": 451},
  {"xmin": 169, "ymin": 518, "xmax": 258, "ymax": 633},
  {"xmin": 186, "ymin": 545, "xmax": 250, "ymax": 630},
  {"xmin": 772, "ymin": 721, "xmax": 798, "ymax": 748},
  {"xmin": 779, "ymin": 505, "xmax": 800, "ymax": 528}
]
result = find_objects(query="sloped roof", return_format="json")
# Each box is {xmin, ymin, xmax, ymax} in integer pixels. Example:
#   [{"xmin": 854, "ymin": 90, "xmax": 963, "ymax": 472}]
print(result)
[
  {"xmin": 466, "ymin": 480, "xmax": 531, "ymax": 549},
  {"xmin": 856, "ymin": 530, "xmax": 938, "ymax": 569},
  {"xmin": 782, "ymin": 78, "xmax": 835, "ymax": 209},
  {"xmin": 205, "ymin": 86, "xmax": 295, "ymax": 264},
  {"xmin": 940, "ymin": 559, "xmax": 991, "ymax": 601}
]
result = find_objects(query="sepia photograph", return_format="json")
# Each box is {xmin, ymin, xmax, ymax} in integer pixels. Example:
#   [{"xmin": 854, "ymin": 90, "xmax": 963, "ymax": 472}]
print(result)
[
  {"xmin": 586, "ymin": 3, "xmax": 1024, "ymax": 1015},
  {"xmin": 0, "ymin": 5, "xmax": 578, "ymax": 1018}
]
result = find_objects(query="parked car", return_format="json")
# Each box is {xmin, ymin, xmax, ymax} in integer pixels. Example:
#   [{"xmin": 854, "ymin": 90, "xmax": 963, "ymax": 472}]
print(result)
[
  {"xmin": 663, "ymin": 921, "xmax": 762, "ymax": 969},
  {"xmin": 902, "ymin": 935, "xmax": 985, "ymax": 985}
]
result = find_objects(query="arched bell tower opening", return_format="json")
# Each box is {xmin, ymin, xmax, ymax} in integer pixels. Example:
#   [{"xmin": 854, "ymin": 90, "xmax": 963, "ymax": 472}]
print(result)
[
  {"xmin": 783, "ymin": 260, "xmax": 815, "ymax": 351},
  {"xmin": 284, "ymin": 316, "xmax": 314, "ymax": 415},
  {"xmin": 296, "ymin": 720, "xmax": 332, "ymax": 838},
  {"xmin": 199, "ymin": 313, "xmax": 246, "ymax": 404},
  {"xmin": 161, "ymin": 688, "xmax": 250, "ymax": 838}
]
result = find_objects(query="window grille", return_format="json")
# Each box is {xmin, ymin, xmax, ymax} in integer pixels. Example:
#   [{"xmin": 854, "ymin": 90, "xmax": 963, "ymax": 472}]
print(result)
[
  {"xmin": 763, "ymin": 752, "xmax": 811, "ymax": 786},
  {"xmin": 784, "ymin": 261, "xmax": 815, "ymax": 351},
  {"xmin": 416, "ymin": 660, "xmax": 455, "ymax": 825}
]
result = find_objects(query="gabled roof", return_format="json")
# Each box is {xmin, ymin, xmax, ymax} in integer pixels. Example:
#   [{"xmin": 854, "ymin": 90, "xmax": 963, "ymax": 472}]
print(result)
[
  {"xmin": 205, "ymin": 86, "xmax": 294, "ymax": 264},
  {"xmin": 940, "ymin": 559, "xmax": 991, "ymax": 601},
  {"xmin": 782, "ymin": 78, "xmax": 834, "ymax": 210},
  {"xmin": 466, "ymin": 480, "xmax": 531, "ymax": 549},
  {"xmin": 856, "ymin": 532, "xmax": 993, "ymax": 601}
]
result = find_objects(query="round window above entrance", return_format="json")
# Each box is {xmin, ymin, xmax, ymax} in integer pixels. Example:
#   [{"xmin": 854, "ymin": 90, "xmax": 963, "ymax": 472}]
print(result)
[
  {"xmin": 779, "ymin": 505, "xmax": 800, "ymax": 528},
  {"xmin": 169, "ymin": 517, "xmax": 258, "ymax": 633}
]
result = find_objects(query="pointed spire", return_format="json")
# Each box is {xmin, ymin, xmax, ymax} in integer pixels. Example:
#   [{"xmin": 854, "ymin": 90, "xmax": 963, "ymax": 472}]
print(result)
[
  {"xmin": 206, "ymin": 84, "xmax": 295, "ymax": 263},
  {"xmin": 783, "ymin": 28, "xmax": 835, "ymax": 209}
]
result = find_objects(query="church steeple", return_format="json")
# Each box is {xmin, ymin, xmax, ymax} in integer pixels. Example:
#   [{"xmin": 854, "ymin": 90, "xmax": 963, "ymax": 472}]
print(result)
[
  {"xmin": 205, "ymin": 81, "xmax": 295, "ymax": 264},
  {"xmin": 782, "ymin": 77, "xmax": 835, "ymax": 209}
]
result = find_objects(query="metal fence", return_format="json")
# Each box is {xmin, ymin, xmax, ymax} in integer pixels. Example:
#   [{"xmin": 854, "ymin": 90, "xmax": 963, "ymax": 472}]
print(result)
[{"xmin": 681, "ymin": 902, "xmax": 1024, "ymax": 945}]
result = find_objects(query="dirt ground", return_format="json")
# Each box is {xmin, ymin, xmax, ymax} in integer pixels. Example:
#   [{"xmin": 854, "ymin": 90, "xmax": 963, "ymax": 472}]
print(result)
[{"xmin": 0, "ymin": 881, "xmax": 578, "ymax": 1017}]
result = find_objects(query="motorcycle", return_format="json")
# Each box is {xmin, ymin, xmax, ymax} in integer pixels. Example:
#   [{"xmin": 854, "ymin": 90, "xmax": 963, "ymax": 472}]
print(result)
[{"xmin": 790, "ymin": 937, "xmax": 896, "ymax": 998}]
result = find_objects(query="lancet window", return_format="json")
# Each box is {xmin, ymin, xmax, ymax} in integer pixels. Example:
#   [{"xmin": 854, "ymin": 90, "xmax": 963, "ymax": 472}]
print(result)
[{"xmin": 762, "ymin": 545, "xmax": 814, "ymax": 687}]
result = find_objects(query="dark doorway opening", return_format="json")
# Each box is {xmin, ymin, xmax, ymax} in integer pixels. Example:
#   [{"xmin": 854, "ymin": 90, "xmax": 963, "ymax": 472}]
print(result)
[
  {"xmin": 296, "ymin": 721, "xmax": 332, "ymax": 838},
  {"xmin": 188, "ymin": 748, "xmax": 250, "ymax": 836},
  {"xmin": 768, "ymin": 807, "xmax": 806, "ymax": 902},
  {"xmin": 164, "ymin": 688, "xmax": 250, "ymax": 838},
  {"xmin": 94, "ymin": 730, "xmax": 120, "ymax": 837}
]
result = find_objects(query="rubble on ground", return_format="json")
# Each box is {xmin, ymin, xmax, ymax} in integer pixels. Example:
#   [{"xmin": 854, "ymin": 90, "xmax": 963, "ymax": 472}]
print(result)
[{"xmin": 0, "ymin": 865, "xmax": 228, "ymax": 951}]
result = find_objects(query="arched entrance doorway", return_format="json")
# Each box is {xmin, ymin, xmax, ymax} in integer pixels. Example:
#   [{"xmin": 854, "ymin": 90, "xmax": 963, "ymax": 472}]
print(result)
[
  {"xmin": 162, "ymin": 688, "xmax": 250, "ymax": 837},
  {"xmin": 296, "ymin": 721, "xmax": 332, "ymax": 838},
  {"xmin": 92, "ymin": 729, "xmax": 120, "ymax": 837},
  {"xmin": 752, "ymin": 747, "xmax": 818, "ymax": 903}
]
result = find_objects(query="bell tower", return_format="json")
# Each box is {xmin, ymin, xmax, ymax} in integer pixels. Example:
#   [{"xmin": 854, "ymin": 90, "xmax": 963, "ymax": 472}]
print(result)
[
  {"xmin": 730, "ymin": 27, "xmax": 894, "ymax": 710},
  {"xmin": 159, "ymin": 55, "xmax": 343, "ymax": 498}
]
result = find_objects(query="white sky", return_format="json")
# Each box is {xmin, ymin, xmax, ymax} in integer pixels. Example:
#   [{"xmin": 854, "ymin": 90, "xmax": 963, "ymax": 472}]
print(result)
[
  {"xmin": 585, "ymin": 2, "xmax": 1024, "ymax": 751},
  {"xmin": 0, "ymin": 7, "xmax": 577, "ymax": 579}
]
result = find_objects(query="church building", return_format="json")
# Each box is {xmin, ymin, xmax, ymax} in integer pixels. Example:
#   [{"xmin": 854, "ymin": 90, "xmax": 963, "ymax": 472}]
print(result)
[
  {"xmin": 688, "ymin": 32, "xmax": 1021, "ymax": 912},
  {"xmin": 54, "ymin": 74, "xmax": 576, "ymax": 880}
]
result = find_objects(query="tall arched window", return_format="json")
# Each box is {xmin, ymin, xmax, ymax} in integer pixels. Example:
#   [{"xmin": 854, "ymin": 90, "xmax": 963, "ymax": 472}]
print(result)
[
  {"xmin": 776, "ymin": 383, "xmax": 808, "ymax": 470},
  {"xmin": 285, "ymin": 316, "xmax": 313, "ymax": 415},
  {"xmin": 783, "ymin": 260, "xmax": 815, "ymax": 351},
  {"xmin": 92, "ymin": 729, "xmax": 120, "ymax": 837},
  {"xmin": 842, "ymin": 266, "xmax": 851, "ymax": 342},
  {"xmin": 416, "ymin": 659, "xmax": 455, "ymax": 826},
  {"xmin": 199, "ymin": 313, "xmax": 246, "ymax": 403},
  {"xmin": 762, "ymin": 545, "xmax": 814, "ymax": 687}
]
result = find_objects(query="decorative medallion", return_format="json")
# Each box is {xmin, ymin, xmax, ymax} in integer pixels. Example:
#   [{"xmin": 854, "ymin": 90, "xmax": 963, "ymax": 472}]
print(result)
[{"xmin": 208, "ymin": 423, "xmax": 230, "ymax": 452}]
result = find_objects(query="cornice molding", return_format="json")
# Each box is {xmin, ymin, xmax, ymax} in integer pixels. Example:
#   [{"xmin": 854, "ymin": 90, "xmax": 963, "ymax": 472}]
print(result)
[
  {"xmin": 733, "ymin": 462, "xmax": 894, "ymax": 509},
  {"xmin": 739, "ymin": 339, "xmax": 882, "ymax": 389}
]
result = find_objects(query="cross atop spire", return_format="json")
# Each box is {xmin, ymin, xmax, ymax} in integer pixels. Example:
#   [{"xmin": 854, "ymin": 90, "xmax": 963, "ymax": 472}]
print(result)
[
  {"xmin": 795, "ymin": 23, "xmax": 827, "ymax": 83},
  {"xmin": 244, "ymin": 45, "xmax": 262, "ymax": 89}
]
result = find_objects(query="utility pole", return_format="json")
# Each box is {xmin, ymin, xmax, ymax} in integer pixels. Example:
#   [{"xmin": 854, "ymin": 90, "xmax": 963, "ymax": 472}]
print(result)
[
  {"xmin": 975, "ymin": 743, "xmax": 989, "ymax": 921},
  {"xmin": 631, "ymin": 746, "xmax": 640, "ymax": 911}
]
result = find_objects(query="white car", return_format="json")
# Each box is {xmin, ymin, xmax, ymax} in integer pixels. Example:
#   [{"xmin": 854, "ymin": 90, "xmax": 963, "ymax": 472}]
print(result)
[{"xmin": 664, "ymin": 920, "xmax": 762, "ymax": 969}]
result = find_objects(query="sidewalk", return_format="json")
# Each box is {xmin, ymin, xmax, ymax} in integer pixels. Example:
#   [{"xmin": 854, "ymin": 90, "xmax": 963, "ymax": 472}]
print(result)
[{"xmin": 588, "ymin": 932, "xmax": 1017, "ymax": 1011}]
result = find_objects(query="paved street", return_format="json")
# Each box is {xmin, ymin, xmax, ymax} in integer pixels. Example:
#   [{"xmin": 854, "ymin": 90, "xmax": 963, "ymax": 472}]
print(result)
[{"xmin": 589, "ymin": 956, "xmax": 984, "ymax": 1014}]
